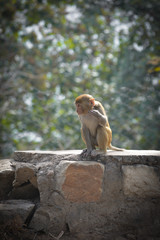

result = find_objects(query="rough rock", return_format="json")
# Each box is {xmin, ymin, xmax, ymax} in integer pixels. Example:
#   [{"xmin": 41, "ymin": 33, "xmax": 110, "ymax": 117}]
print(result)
[
  {"xmin": 122, "ymin": 164, "xmax": 160, "ymax": 197},
  {"xmin": 30, "ymin": 206, "xmax": 67, "ymax": 233},
  {"xmin": 56, "ymin": 161, "xmax": 104, "ymax": 202},
  {"xmin": 9, "ymin": 162, "xmax": 39, "ymax": 200},
  {"xmin": 0, "ymin": 200, "xmax": 35, "ymax": 224},
  {"xmin": 36, "ymin": 162, "xmax": 55, "ymax": 204},
  {"xmin": 0, "ymin": 159, "xmax": 15, "ymax": 200},
  {"xmin": 9, "ymin": 182, "xmax": 39, "ymax": 200},
  {"xmin": 13, "ymin": 162, "xmax": 37, "ymax": 188}
]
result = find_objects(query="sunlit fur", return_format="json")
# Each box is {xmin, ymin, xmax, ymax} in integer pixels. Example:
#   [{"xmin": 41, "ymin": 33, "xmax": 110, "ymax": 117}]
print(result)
[
  {"xmin": 75, "ymin": 94, "xmax": 94, "ymax": 115},
  {"xmin": 75, "ymin": 94, "xmax": 124, "ymax": 155}
]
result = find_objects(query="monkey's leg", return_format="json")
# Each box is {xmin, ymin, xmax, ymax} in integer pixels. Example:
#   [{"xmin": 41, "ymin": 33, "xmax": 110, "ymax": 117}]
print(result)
[
  {"xmin": 91, "ymin": 126, "xmax": 108, "ymax": 156},
  {"xmin": 81, "ymin": 128, "xmax": 96, "ymax": 153},
  {"xmin": 81, "ymin": 126, "xmax": 96, "ymax": 157},
  {"xmin": 97, "ymin": 126, "xmax": 108, "ymax": 152},
  {"xmin": 81, "ymin": 128, "xmax": 86, "ymax": 144},
  {"xmin": 80, "ymin": 129, "xmax": 88, "ymax": 155}
]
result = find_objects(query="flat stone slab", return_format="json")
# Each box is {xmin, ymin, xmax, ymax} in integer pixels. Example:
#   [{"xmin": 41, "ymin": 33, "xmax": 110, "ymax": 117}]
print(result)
[
  {"xmin": 14, "ymin": 149, "xmax": 160, "ymax": 156},
  {"xmin": 14, "ymin": 150, "xmax": 160, "ymax": 166}
]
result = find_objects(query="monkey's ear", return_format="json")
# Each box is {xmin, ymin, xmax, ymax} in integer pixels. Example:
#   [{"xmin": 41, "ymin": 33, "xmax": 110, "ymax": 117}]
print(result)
[{"xmin": 90, "ymin": 98, "xmax": 95, "ymax": 106}]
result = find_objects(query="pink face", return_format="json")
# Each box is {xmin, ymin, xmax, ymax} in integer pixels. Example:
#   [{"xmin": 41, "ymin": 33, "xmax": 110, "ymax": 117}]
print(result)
[{"xmin": 75, "ymin": 103, "xmax": 84, "ymax": 115}]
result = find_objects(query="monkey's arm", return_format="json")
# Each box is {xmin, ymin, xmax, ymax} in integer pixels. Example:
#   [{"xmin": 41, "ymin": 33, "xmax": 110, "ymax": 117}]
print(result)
[{"xmin": 89, "ymin": 110, "xmax": 107, "ymax": 126}]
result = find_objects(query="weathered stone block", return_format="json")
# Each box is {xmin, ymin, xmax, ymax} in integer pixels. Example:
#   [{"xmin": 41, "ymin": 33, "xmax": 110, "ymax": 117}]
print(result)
[
  {"xmin": 9, "ymin": 162, "xmax": 39, "ymax": 200},
  {"xmin": 30, "ymin": 206, "xmax": 66, "ymax": 233},
  {"xmin": 13, "ymin": 163, "xmax": 37, "ymax": 188},
  {"xmin": 0, "ymin": 200, "xmax": 35, "ymax": 224},
  {"xmin": 122, "ymin": 164, "xmax": 160, "ymax": 197},
  {"xmin": 56, "ymin": 161, "xmax": 104, "ymax": 203},
  {"xmin": 0, "ymin": 159, "xmax": 15, "ymax": 200},
  {"xmin": 36, "ymin": 162, "xmax": 55, "ymax": 204}
]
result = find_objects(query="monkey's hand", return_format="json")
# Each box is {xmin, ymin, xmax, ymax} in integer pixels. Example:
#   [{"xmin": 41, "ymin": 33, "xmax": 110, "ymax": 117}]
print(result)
[{"xmin": 89, "ymin": 110, "xmax": 107, "ymax": 126}]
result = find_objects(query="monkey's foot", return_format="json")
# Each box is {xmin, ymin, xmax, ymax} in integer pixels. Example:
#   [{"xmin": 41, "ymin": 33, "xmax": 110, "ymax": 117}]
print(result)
[
  {"xmin": 80, "ymin": 149, "xmax": 92, "ymax": 157},
  {"xmin": 80, "ymin": 149, "xmax": 87, "ymax": 155},
  {"xmin": 91, "ymin": 149, "xmax": 106, "ymax": 157}
]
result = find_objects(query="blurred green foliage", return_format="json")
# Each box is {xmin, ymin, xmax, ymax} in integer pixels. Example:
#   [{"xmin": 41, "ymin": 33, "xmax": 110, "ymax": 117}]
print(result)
[{"xmin": 0, "ymin": 0, "xmax": 160, "ymax": 157}]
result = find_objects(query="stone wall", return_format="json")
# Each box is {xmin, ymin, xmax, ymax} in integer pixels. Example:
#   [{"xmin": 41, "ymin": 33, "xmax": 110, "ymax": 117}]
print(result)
[{"xmin": 0, "ymin": 150, "xmax": 160, "ymax": 240}]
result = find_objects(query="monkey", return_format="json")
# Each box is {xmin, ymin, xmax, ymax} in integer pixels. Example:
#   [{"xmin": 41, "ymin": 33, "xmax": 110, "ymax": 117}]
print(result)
[{"xmin": 75, "ymin": 94, "xmax": 124, "ymax": 156}]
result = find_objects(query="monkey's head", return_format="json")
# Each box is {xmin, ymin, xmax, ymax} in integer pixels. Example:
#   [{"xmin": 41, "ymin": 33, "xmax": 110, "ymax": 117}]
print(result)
[{"xmin": 75, "ymin": 94, "xmax": 95, "ymax": 115}]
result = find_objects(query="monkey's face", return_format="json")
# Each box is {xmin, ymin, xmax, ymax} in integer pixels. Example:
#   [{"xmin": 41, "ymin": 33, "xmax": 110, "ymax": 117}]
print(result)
[
  {"xmin": 75, "ymin": 94, "xmax": 95, "ymax": 115},
  {"xmin": 75, "ymin": 103, "xmax": 85, "ymax": 115},
  {"xmin": 75, "ymin": 101, "xmax": 93, "ymax": 115}
]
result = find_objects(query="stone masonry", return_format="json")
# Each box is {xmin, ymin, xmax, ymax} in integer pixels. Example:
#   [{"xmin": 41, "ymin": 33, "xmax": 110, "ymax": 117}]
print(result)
[{"xmin": 0, "ymin": 150, "xmax": 160, "ymax": 240}]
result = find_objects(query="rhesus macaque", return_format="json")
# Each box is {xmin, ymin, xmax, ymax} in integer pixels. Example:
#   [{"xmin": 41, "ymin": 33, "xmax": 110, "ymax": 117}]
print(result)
[{"xmin": 75, "ymin": 94, "xmax": 124, "ymax": 156}]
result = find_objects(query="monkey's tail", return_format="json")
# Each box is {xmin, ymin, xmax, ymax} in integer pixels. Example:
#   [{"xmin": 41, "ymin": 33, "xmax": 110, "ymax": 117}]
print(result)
[{"xmin": 109, "ymin": 144, "xmax": 124, "ymax": 151}]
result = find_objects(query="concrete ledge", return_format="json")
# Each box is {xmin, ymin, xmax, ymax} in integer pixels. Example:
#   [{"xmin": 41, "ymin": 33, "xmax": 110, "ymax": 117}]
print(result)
[
  {"xmin": 14, "ymin": 149, "xmax": 160, "ymax": 164},
  {"xmin": 14, "ymin": 149, "xmax": 160, "ymax": 157}
]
